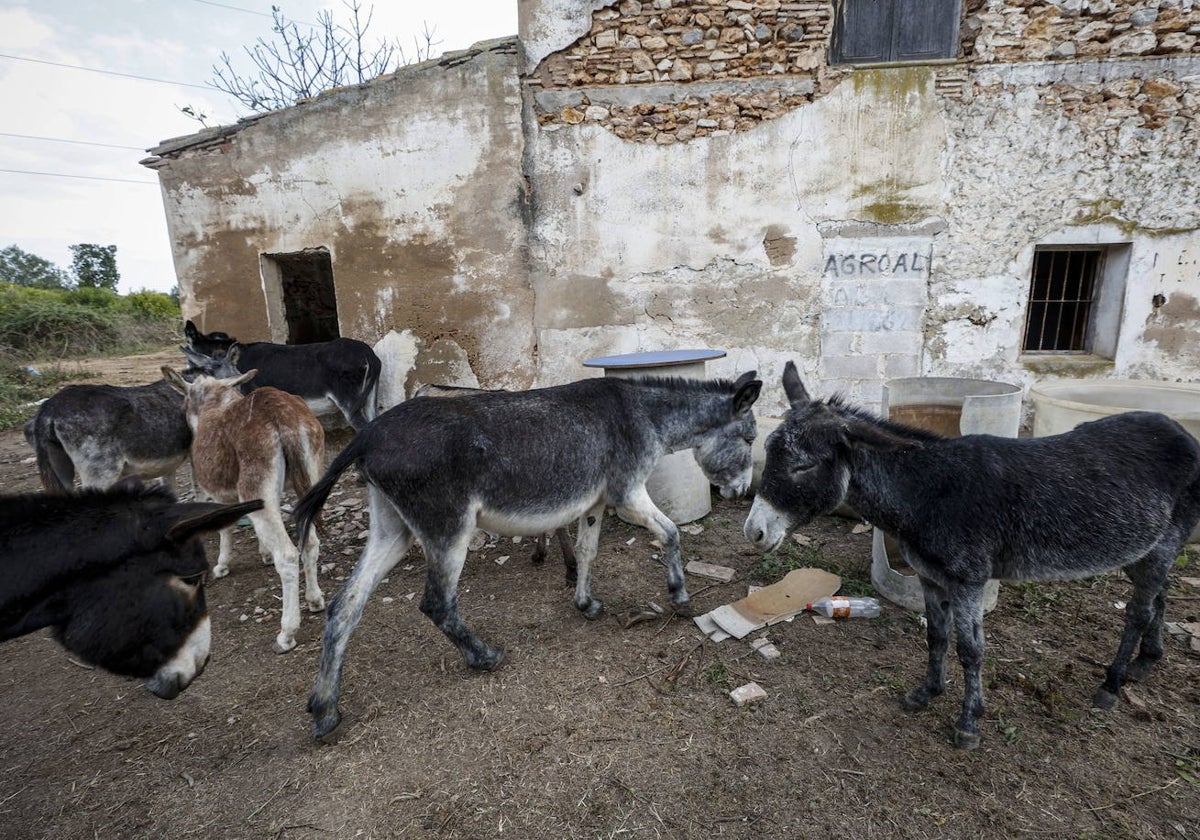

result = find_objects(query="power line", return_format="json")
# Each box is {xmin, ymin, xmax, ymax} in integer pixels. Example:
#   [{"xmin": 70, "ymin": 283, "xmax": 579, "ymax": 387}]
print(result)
[
  {"xmin": 0, "ymin": 168, "xmax": 158, "ymax": 185},
  {"xmin": 0, "ymin": 52, "xmax": 212, "ymax": 91},
  {"xmin": 0, "ymin": 132, "xmax": 145, "ymax": 151},
  {"xmin": 185, "ymin": 0, "xmax": 320, "ymax": 28},
  {"xmin": 187, "ymin": 0, "xmax": 276, "ymax": 18}
]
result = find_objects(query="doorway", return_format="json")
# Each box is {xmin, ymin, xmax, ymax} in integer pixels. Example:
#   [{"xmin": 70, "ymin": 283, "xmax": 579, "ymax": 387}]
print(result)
[{"xmin": 260, "ymin": 248, "xmax": 339, "ymax": 344}]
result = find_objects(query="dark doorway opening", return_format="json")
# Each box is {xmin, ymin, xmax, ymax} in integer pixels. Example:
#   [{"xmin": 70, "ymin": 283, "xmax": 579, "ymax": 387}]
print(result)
[{"xmin": 263, "ymin": 249, "xmax": 339, "ymax": 344}]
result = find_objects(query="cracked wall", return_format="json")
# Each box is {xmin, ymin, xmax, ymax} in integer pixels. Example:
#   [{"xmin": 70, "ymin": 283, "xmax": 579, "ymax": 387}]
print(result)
[
  {"xmin": 146, "ymin": 40, "xmax": 534, "ymax": 393},
  {"xmin": 147, "ymin": 1, "xmax": 1200, "ymax": 415}
]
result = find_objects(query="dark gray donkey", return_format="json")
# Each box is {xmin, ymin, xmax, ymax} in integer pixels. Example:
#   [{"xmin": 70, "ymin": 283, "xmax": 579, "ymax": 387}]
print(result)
[
  {"xmin": 296, "ymin": 371, "xmax": 762, "ymax": 737},
  {"xmin": 413, "ymin": 382, "xmax": 578, "ymax": 582},
  {"xmin": 745, "ymin": 361, "xmax": 1200, "ymax": 749},
  {"xmin": 184, "ymin": 320, "xmax": 381, "ymax": 431},
  {"xmin": 25, "ymin": 349, "xmax": 238, "ymax": 493}
]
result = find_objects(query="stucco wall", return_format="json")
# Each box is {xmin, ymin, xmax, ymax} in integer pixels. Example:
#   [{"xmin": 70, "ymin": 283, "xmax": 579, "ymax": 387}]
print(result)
[
  {"xmin": 518, "ymin": 0, "xmax": 1200, "ymax": 414},
  {"xmin": 147, "ymin": 1, "xmax": 1200, "ymax": 416},
  {"xmin": 147, "ymin": 40, "xmax": 533, "ymax": 392}
]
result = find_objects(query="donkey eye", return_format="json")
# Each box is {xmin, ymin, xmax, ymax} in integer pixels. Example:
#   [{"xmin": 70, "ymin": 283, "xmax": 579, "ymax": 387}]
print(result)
[{"xmin": 791, "ymin": 456, "xmax": 818, "ymax": 472}]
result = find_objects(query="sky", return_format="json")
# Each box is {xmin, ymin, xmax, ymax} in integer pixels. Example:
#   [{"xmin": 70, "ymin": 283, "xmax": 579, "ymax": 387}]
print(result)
[{"xmin": 0, "ymin": 0, "xmax": 519, "ymax": 293}]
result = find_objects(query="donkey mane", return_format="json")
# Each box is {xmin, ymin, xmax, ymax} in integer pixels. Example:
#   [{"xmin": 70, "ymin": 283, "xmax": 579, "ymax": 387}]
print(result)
[
  {"xmin": 822, "ymin": 393, "xmax": 946, "ymax": 444},
  {"xmin": 628, "ymin": 375, "xmax": 741, "ymax": 394},
  {"xmin": 2, "ymin": 481, "xmax": 176, "ymax": 523}
]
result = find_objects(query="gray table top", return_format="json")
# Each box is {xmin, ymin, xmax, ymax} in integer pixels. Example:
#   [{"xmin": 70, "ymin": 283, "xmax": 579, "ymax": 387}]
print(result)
[{"xmin": 583, "ymin": 349, "xmax": 727, "ymax": 369}]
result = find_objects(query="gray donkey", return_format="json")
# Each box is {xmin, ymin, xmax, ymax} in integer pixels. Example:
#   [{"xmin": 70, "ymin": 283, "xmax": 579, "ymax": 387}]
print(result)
[
  {"xmin": 25, "ymin": 349, "xmax": 238, "ymax": 493},
  {"xmin": 413, "ymin": 382, "xmax": 577, "ymax": 582},
  {"xmin": 296, "ymin": 371, "xmax": 762, "ymax": 737},
  {"xmin": 745, "ymin": 361, "xmax": 1200, "ymax": 749}
]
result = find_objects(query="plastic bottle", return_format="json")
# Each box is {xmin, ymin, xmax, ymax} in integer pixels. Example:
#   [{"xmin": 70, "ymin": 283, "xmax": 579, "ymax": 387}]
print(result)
[{"xmin": 806, "ymin": 596, "xmax": 881, "ymax": 618}]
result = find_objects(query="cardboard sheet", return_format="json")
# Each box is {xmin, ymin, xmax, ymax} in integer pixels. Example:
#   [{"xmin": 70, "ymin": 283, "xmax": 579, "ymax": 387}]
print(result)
[{"xmin": 694, "ymin": 568, "xmax": 842, "ymax": 641}]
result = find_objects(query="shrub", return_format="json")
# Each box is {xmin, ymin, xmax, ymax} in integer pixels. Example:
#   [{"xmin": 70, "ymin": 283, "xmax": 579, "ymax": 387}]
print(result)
[
  {"xmin": 125, "ymin": 289, "xmax": 181, "ymax": 321},
  {"xmin": 0, "ymin": 285, "xmax": 121, "ymax": 356},
  {"xmin": 64, "ymin": 286, "xmax": 124, "ymax": 311}
]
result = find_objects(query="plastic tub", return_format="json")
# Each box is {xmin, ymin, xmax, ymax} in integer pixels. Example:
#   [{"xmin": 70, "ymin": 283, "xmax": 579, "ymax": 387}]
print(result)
[
  {"xmin": 1031, "ymin": 379, "xmax": 1200, "ymax": 543},
  {"xmin": 871, "ymin": 377, "xmax": 1021, "ymax": 613}
]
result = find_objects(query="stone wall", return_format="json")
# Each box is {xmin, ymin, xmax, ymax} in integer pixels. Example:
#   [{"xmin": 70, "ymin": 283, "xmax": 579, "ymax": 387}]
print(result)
[
  {"xmin": 529, "ymin": 0, "xmax": 845, "ymax": 142},
  {"xmin": 964, "ymin": 0, "xmax": 1200, "ymax": 63},
  {"xmin": 529, "ymin": 0, "xmax": 1200, "ymax": 143}
]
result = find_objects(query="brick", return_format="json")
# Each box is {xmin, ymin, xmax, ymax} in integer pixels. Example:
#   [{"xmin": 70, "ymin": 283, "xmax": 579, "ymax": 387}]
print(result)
[
  {"xmin": 882, "ymin": 353, "xmax": 921, "ymax": 378},
  {"xmin": 819, "ymin": 354, "xmax": 880, "ymax": 379},
  {"xmin": 730, "ymin": 681, "xmax": 768, "ymax": 706},
  {"xmin": 860, "ymin": 331, "xmax": 923, "ymax": 355}
]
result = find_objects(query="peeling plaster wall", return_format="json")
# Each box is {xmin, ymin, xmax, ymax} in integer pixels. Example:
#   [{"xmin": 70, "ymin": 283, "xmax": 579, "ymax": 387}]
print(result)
[
  {"xmin": 519, "ymin": 0, "xmax": 1200, "ymax": 416},
  {"xmin": 149, "ymin": 42, "xmax": 533, "ymax": 390},
  {"xmin": 148, "ymin": 1, "xmax": 1200, "ymax": 416}
]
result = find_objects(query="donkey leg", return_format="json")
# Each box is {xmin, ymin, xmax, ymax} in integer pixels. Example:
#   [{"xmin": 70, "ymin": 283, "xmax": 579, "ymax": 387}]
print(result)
[
  {"xmin": 419, "ymin": 528, "xmax": 504, "ymax": 669},
  {"xmin": 248, "ymin": 506, "xmax": 303, "ymax": 654},
  {"xmin": 531, "ymin": 533, "xmax": 547, "ymax": 565},
  {"xmin": 570, "ymin": 502, "xmax": 608, "ymax": 618},
  {"xmin": 902, "ymin": 577, "xmax": 951, "ymax": 712},
  {"xmin": 557, "ymin": 526, "xmax": 578, "ymax": 585},
  {"xmin": 212, "ymin": 526, "xmax": 235, "ymax": 579},
  {"xmin": 301, "ymin": 527, "xmax": 325, "ymax": 613},
  {"xmin": 615, "ymin": 486, "xmax": 688, "ymax": 609},
  {"xmin": 948, "ymin": 584, "xmax": 987, "ymax": 750},
  {"xmin": 1095, "ymin": 550, "xmax": 1173, "ymax": 706},
  {"xmin": 309, "ymin": 491, "xmax": 413, "ymax": 738}
]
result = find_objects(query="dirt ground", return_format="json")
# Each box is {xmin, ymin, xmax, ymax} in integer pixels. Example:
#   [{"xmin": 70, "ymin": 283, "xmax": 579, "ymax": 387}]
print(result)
[{"xmin": 1, "ymin": 349, "xmax": 1198, "ymax": 840}]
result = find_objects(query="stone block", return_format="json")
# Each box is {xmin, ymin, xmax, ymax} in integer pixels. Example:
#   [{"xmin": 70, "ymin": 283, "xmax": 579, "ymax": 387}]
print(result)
[{"xmin": 820, "ymin": 354, "xmax": 881, "ymax": 380}]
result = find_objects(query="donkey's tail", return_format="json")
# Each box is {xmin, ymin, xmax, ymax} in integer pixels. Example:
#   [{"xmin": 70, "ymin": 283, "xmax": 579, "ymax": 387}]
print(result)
[
  {"xmin": 29, "ymin": 415, "xmax": 74, "ymax": 494},
  {"xmin": 294, "ymin": 431, "xmax": 367, "ymax": 552},
  {"xmin": 283, "ymin": 424, "xmax": 327, "ymax": 538}
]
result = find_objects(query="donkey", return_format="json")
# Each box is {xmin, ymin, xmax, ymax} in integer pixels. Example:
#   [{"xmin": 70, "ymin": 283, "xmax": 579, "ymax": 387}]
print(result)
[
  {"xmin": 1, "ymin": 480, "xmax": 261, "ymax": 698},
  {"xmin": 25, "ymin": 349, "xmax": 239, "ymax": 494},
  {"xmin": 163, "ymin": 365, "xmax": 326, "ymax": 654},
  {"xmin": 413, "ymin": 382, "xmax": 578, "ymax": 582},
  {"xmin": 184, "ymin": 320, "xmax": 381, "ymax": 430},
  {"xmin": 296, "ymin": 371, "xmax": 762, "ymax": 737},
  {"xmin": 745, "ymin": 361, "xmax": 1200, "ymax": 749}
]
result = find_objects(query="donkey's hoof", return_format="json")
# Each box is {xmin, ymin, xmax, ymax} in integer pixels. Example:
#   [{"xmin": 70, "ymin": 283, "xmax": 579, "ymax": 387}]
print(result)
[
  {"xmin": 953, "ymin": 728, "xmax": 981, "ymax": 750},
  {"xmin": 211, "ymin": 566, "xmax": 230, "ymax": 580},
  {"xmin": 306, "ymin": 596, "xmax": 326, "ymax": 613},
  {"xmin": 901, "ymin": 689, "xmax": 931, "ymax": 712},
  {"xmin": 582, "ymin": 599, "xmax": 604, "ymax": 620},
  {"xmin": 310, "ymin": 705, "xmax": 342, "ymax": 739},
  {"xmin": 1091, "ymin": 687, "xmax": 1119, "ymax": 710},
  {"xmin": 469, "ymin": 647, "xmax": 505, "ymax": 671},
  {"xmin": 272, "ymin": 638, "xmax": 297, "ymax": 655},
  {"xmin": 670, "ymin": 597, "xmax": 694, "ymax": 618}
]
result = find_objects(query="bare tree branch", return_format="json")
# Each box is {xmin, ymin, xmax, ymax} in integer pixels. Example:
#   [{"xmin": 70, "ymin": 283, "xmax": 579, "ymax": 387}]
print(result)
[{"xmin": 207, "ymin": 1, "xmax": 441, "ymax": 114}]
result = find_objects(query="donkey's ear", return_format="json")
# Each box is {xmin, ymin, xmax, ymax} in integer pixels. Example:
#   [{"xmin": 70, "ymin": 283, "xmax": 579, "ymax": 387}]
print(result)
[
  {"xmin": 733, "ymin": 370, "xmax": 756, "ymax": 389},
  {"xmin": 732, "ymin": 376, "xmax": 762, "ymax": 416},
  {"xmin": 229, "ymin": 368, "xmax": 258, "ymax": 388},
  {"xmin": 162, "ymin": 366, "xmax": 189, "ymax": 394},
  {"xmin": 842, "ymin": 417, "xmax": 924, "ymax": 453},
  {"xmin": 227, "ymin": 343, "xmax": 242, "ymax": 368},
  {"xmin": 184, "ymin": 320, "xmax": 199, "ymax": 341},
  {"xmin": 180, "ymin": 346, "xmax": 208, "ymax": 367},
  {"xmin": 782, "ymin": 361, "xmax": 811, "ymax": 409},
  {"xmin": 165, "ymin": 499, "xmax": 265, "ymax": 544}
]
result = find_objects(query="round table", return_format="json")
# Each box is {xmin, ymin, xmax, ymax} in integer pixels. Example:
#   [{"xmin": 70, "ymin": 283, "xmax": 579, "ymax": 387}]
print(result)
[{"xmin": 583, "ymin": 349, "xmax": 727, "ymax": 524}]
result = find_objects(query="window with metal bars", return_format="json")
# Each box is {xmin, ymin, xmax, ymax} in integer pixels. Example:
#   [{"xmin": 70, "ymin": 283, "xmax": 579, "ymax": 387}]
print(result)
[{"xmin": 1023, "ymin": 248, "xmax": 1102, "ymax": 353}]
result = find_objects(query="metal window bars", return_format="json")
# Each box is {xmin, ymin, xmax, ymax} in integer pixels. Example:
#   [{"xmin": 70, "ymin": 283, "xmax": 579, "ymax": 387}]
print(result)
[{"xmin": 1023, "ymin": 248, "xmax": 1101, "ymax": 353}]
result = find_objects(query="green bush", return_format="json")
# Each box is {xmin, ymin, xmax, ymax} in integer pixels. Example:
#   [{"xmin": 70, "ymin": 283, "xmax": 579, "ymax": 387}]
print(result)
[
  {"xmin": 125, "ymin": 289, "xmax": 181, "ymax": 321},
  {"xmin": 0, "ymin": 285, "xmax": 121, "ymax": 356},
  {"xmin": 65, "ymin": 286, "xmax": 124, "ymax": 311}
]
